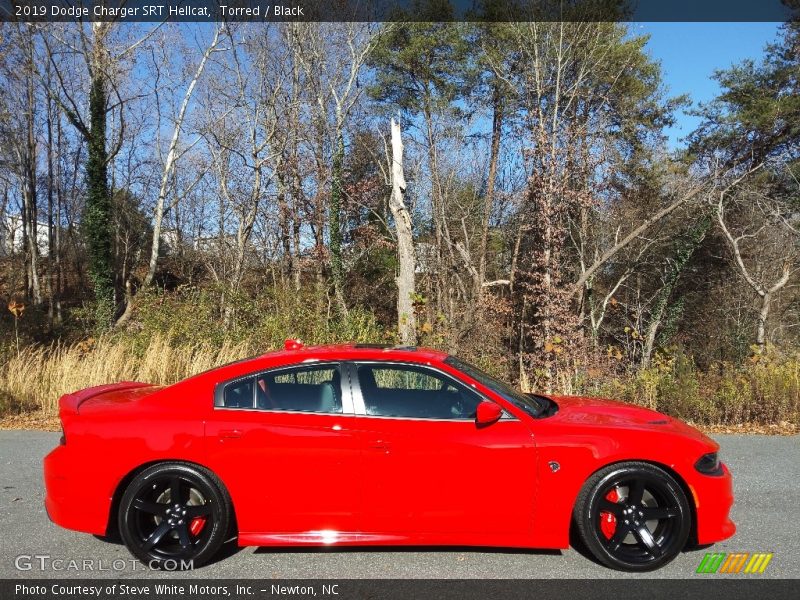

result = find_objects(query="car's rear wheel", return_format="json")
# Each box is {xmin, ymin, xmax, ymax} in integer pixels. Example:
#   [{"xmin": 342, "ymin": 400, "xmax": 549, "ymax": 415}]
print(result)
[
  {"xmin": 118, "ymin": 462, "xmax": 230, "ymax": 569},
  {"xmin": 573, "ymin": 462, "xmax": 691, "ymax": 571}
]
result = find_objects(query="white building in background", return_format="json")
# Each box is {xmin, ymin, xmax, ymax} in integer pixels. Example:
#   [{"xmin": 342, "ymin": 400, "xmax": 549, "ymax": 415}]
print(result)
[
  {"xmin": 157, "ymin": 228, "xmax": 238, "ymax": 255},
  {"xmin": 159, "ymin": 228, "xmax": 181, "ymax": 255},
  {"xmin": 0, "ymin": 214, "xmax": 50, "ymax": 257}
]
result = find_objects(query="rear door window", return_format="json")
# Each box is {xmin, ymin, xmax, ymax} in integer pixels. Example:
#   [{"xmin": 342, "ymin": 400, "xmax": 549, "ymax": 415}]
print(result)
[{"xmin": 255, "ymin": 365, "xmax": 343, "ymax": 414}]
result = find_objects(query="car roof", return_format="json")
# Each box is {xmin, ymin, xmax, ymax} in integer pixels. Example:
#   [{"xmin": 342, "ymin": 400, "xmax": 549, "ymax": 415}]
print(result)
[
  {"xmin": 266, "ymin": 342, "xmax": 448, "ymax": 363},
  {"xmin": 197, "ymin": 341, "xmax": 450, "ymax": 384}
]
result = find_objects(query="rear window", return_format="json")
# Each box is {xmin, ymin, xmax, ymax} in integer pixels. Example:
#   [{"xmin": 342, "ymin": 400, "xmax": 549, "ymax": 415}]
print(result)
[{"xmin": 223, "ymin": 379, "xmax": 254, "ymax": 409}]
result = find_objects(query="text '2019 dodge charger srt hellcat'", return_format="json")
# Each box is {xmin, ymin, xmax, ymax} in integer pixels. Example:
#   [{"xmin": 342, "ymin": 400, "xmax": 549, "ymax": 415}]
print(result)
[{"xmin": 44, "ymin": 340, "xmax": 735, "ymax": 571}]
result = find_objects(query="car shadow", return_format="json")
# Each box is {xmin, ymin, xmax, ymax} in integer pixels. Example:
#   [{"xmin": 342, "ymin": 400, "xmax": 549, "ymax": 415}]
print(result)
[
  {"xmin": 93, "ymin": 533, "xmax": 123, "ymax": 545},
  {"xmin": 567, "ymin": 526, "xmax": 603, "ymax": 566},
  {"xmin": 91, "ymin": 535, "xmax": 244, "ymax": 565},
  {"xmin": 207, "ymin": 538, "xmax": 245, "ymax": 565},
  {"xmin": 567, "ymin": 523, "xmax": 716, "ymax": 568}
]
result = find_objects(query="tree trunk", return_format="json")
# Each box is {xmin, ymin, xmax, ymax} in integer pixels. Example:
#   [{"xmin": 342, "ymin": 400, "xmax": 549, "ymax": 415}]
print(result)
[
  {"xmin": 85, "ymin": 26, "xmax": 115, "ymax": 326},
  {"xmin": 276, "ymin": 166, "xmax": 293, "ymax": 283},
  {"xmin": 22, "ymin": 163, "xmax": 41, "ymax": 305},
  {"xmin": 46, "ymin": 61, "xmax": 56, "ymax": 325},
  {"xmin": 756, "ymin": 293, "xmax": 770, "ymax": 348},
  {"xmin": 55, "ymin": 114, "xmax": 64, "ymax": 324},
  {"xmin": 478, "ymin": 78, "xmax": 503, "ymax": 289},
  {"xmin": 389, "ymin": 118, "xmax": 416, "ymax": 345},
  {"xmin": 292, "ymin": 168, "xmax": 302, "ymax": 291},
  {"xmin": 422, "ymin": 99, "xmax": 444, "ymax": 314},
  {"xmin": 642, "ymin": 301, "xmax": 667, "ymax": 368},
  {"xmin": 329, "ymin": 132, "xmax": 347, "ymax": 314},
  {"xmin": 23, "ymin": 40, "xmax": 42, "ymax": 306}
]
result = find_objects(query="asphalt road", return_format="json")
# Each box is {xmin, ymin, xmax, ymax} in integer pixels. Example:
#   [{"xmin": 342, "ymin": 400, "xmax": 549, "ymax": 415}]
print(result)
[{"xmin": 0, "ymin": 431, "xmax": 797, "ymax": 579}]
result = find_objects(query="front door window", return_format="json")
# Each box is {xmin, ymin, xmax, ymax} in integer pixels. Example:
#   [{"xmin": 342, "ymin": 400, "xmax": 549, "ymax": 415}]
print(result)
[{"xmin": 356, "ymin": 363, "xmax": 481, "ymax": 419}]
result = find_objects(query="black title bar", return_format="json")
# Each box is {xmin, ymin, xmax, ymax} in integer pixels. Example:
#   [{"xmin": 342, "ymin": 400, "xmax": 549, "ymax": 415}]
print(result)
[
  {"xmin": 0, "ymin": 0, "xmax": 795, "ymax": 23},
  {"xmin": 3, "ymin": 579, "xmax": 800, "ymax": 600}
]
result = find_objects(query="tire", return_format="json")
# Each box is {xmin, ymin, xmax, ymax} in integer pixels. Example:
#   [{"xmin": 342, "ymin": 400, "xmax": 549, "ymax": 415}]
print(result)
[
  {"xmin": 118, "ymin": 462, "xmax": 231, "ymax": 569},
  {"xmin": 573, "ymin": 461, "xmax": 691, "ymax": 572}
]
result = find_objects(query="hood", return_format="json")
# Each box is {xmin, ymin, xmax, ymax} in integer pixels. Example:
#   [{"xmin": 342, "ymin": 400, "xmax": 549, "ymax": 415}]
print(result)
[{"xmin": 547, "ymin": 394, "xmax": 715, "ymax": 446}]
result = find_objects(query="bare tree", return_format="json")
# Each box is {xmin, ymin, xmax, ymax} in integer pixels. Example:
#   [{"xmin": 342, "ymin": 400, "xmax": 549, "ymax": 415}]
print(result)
[
  {"xmin": 388, "ymin": 117, "xmax": 416, "ymax": 344},
  {"xmin": 144, "ymin": 24, "xmax": 224, "ymax": 288},
  {"xmin": 200, "ymin": 24, "xmax": 284, "ymax": 323},
  {"xmin": 0, "ymin": 24, "xmax": 42, "ymax": 305},
  {"xmin": 41, "ymin": 18, "xmax": 162, "ymax": 324},
  {"xmin": 715, "ymin": 173, "xmax": 799, "ymax": 349}
]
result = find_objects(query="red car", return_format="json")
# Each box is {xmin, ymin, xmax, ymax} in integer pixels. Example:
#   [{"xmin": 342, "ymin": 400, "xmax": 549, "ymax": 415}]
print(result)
[{"xmin": 44, "ymin": 341, "xmax": 734, "ymax": 571}]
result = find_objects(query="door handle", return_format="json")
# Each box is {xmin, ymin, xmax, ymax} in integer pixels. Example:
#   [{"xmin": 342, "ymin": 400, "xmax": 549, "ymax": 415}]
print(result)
[{"xmin": 219, "ymin": 429, "xmax": 242, "ymax": 439}]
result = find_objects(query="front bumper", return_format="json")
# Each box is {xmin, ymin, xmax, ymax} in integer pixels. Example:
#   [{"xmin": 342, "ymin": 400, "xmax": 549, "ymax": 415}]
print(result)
[
  {"xmin": 691, "ymin": 462, "xmax": 736, "ymax": 545},
  {"xmin": 44, "ymin": 445, "xmax": 110, "ymax": 535}
]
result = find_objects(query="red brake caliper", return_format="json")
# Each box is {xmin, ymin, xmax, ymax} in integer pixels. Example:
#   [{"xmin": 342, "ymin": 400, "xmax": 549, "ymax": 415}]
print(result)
[
  {"xmin": 600, "ymin": 488, "xmax": 619, "ymax": 540},
  {"xmin": 189, "ymin": 517, "xmax": 206, "ymax": 536}
]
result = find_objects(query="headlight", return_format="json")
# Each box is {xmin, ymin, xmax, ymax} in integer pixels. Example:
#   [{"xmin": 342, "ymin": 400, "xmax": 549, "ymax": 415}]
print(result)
[{"xmin": 695, "ymin": 452, "xmax": 723, "ymax": 476}]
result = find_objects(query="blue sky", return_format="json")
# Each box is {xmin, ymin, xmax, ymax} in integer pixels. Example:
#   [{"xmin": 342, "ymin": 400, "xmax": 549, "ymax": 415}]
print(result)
[{"xmin": 637, "ymin": 22, "xmax": 783, "ymax": 148}]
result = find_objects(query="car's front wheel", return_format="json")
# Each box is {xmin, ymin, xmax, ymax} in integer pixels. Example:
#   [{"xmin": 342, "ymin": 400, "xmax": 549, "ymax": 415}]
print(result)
[
  {"xmin": 118, "ymin": 462, "xmax": 231, "ymax": 569},
  {"xmin": 573, "ymin": 461, "xmax": 691, "ymax": 571}
]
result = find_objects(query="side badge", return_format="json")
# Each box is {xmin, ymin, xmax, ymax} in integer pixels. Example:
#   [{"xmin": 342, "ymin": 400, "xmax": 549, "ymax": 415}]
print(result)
[{"xmin": 548, "ymin": 461, "xmax": 560, "ymax": 473}]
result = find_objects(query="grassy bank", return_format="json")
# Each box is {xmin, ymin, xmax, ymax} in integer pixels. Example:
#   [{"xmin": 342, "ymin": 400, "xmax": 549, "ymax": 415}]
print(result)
[
  {"xmin": 0, "ymin": 335, "xmax": 253, "ymax": 416},
  {"xmin": 0, "ymin": 334, "xmax": 798, "ymax": 431},
  {"xmin": 578, "ymin": 351, "xmax": 800, "ymax": 427}
]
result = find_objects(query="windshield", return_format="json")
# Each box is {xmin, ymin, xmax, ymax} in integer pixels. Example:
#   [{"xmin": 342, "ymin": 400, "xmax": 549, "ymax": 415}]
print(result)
[{"xmin": 444, "ymin": 356, "xmax": 547, "ymax": 418}]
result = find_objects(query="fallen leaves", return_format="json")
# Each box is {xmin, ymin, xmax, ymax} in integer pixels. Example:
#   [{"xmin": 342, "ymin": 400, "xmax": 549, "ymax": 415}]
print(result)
[
  {"xmin": 0, "ymin": 410, "xmax": 60, "ymax": 432},
  {"xmin": 697, "ymin": 421, "xmax": 798, "ymax": 436}
]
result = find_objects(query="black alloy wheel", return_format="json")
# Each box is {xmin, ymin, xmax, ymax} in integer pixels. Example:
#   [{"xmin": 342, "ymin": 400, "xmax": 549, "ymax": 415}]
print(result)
[
  {"xmin": 118, "ymin": 462, "xmax": 231, "ymax": 569},
  {"xmin": 574, "ymin": 461, "xmax": 691, "ymax": 571}
]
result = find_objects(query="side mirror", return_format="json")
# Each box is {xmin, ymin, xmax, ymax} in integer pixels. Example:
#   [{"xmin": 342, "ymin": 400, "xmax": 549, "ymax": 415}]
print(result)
[{"xmin": 475, "ymin": 401, "xmax": 503, "ymax": 426}]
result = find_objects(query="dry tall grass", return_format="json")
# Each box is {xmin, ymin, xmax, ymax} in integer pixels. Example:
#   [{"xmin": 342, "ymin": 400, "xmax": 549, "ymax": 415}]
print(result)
[
  {"xmin": 0, "ymin": 335, "xmax": 253, "ymax": 416},
  {"xmin": 1, "ymin": 334, "xmax": 799, "ymax": 426},
  {"xmin": 572, "ymin": 350, "xmax": 800, "ymax": 426}
]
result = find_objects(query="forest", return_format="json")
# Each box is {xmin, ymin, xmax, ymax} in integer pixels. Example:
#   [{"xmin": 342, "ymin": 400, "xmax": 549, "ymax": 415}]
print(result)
[{"xmin": 1, "ymin": 3, "xmax": 799, "ymax": 430}]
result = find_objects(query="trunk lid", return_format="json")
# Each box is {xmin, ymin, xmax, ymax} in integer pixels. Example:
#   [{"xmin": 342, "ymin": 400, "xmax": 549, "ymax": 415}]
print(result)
[{"xmin": 58, "ymin": 382, "xmax": 157, "ymax": 416}]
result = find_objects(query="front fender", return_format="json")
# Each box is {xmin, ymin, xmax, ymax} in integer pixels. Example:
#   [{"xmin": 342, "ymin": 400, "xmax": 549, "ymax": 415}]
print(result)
[{"xmin": 528, "ymin": 424, "xmax": 720, "ymax": 549}]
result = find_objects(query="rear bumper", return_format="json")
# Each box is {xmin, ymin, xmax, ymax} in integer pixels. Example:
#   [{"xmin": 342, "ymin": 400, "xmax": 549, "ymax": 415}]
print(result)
[
  {"xmin": 692, "ymin": 462, "xmax": 736, "ymax": 545},
  {"xmin": 44, "ymin": 445, "xmax": 110, "ymax": 535}
]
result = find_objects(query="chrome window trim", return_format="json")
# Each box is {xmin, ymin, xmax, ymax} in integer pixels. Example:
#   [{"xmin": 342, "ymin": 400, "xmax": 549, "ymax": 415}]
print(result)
[{"xmin": 349, "ymin": 413, "xmax": 516, "ymax": 423}]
